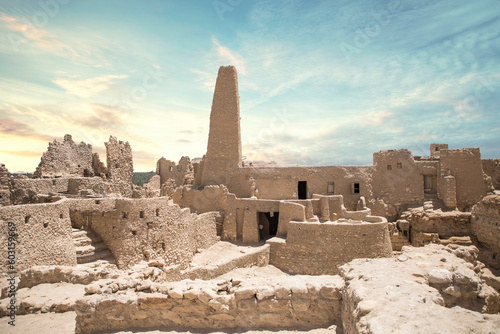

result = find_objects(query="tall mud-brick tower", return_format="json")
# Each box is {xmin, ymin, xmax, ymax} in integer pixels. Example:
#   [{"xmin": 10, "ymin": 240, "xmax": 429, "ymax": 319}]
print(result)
[{"xmin": 200, "ymin": 66, "xmax": 242, "ymax": 185}]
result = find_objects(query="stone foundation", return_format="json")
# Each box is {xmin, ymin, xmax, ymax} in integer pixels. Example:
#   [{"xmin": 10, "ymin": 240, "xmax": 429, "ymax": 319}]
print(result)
[{"xmin": 75, "ymin": 275, "xmax": 343, "ymax": 334}]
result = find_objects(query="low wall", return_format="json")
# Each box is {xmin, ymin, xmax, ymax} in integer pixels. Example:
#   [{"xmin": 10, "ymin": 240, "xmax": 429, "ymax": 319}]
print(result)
[
  {"xmin": 268, "ymin": 220, "xmax": 392, "ymax": 275},
  {"xmin": 0, "ymin": 200, "xmax": 76, "ymax": 276},
  {"xmin": 86, "ymin": 198, "xmax": 218, "ymax": 269},
  {"xmin": 403, "ymin": 209, "xmax": 472, "ymax": 247},
  {"xmin": 173, "ymin": 185, "xmax": 228, "ymax": 214},
  {"xmin": 75, "ymin": 275, "xmax": 343, "ymax": 334},
  {"xmin": 67, "ymin": 177, "xmax": 108, "ymax": 195},
  {"xmin": 11, "ymin": 178, "xmax": 69, "ymax": 204}
]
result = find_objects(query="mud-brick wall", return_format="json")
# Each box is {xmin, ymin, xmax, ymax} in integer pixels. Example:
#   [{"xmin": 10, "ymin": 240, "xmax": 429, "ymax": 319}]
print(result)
[
  {"xmin": 471, "ymin": 195, "xmax": 500, "ymax": 269},
  {"xmin": 0, "ymin": 201, "xmax": 75, "ymax": 275},
  {"xmin": 75, "ymin": 275, "xmax": 343, "ymax": 334},
  {"xmin": 482, "ymin": 159, "xmax": 500, "ymax": 190},
  {"xmin": 11, "ymin": 178, "xmax": 70, "ymax": 204},
  {"xmin": 87, "ymin": 198, "xmax": 218, "ymax": 269},
  {"xmin": 405, "ymin": 210, "xmax": 472, "ymax": 247},
  {"xmin": 268, "ymin": 221, "xmax": 393, "ymax": 275},
  {"xmin": 439, "ymin": 148, "xmax": 486, "ymax": 211}
]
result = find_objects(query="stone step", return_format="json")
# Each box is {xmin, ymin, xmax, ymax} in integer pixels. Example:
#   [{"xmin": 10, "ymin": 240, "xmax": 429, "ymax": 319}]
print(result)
[
  {"xmin": 72, "ymin": 230, "xmax": 87, "ymax": 239},
  {"xmin": 80, "ymin": 256, "xmax": 116, "ymax": 268},
  {"xmin": 77, "ymin": 249, "xmax": 113, "ymax": 264},
  {"xmin": 76, "ymin": 242, "xmax": 108, "ymax": 256},
  {"xmin": 73, "ymin": 236, "xmax": 92, "ymax": 247}
]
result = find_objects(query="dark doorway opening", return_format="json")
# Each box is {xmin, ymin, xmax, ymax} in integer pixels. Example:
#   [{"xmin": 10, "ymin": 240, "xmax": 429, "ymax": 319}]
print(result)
[
  {"xmin": 298, "ymin": 181, "xmax": 307, "ymax": 199},
  {"xmin": 258, "ymin": 212, "xmax": 279, "ymax": 240},
  {"xmin": 423, "ymin": 175, "xmax": 437, "ymax": 194}
]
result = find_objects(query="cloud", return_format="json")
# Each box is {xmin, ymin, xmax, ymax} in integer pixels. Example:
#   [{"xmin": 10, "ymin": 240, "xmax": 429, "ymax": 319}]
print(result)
[
  {"xmin": 176, "ymin": 139, "xmax": 191, "ymax": 144},
  {"xmin": 70, "ymin": 104, "xmax": 124, "ymax": 131},
  {"xmin": 0, "ymin": 150, "xmax": 42, "ymax": 157},
  {"xmin": 52, "ymin": 73, "xmax": 127, "ymax": 98},
  {"xmin": 0, "ymin": 118, "xmax": 53, "ymax": 141},
  {"xmin": 0, "ymin": 12, "xmax": 79, "ymax": 58},
  {"xmin": 211, "ymin": 37, "xmax": 247, "ymax": 74}
]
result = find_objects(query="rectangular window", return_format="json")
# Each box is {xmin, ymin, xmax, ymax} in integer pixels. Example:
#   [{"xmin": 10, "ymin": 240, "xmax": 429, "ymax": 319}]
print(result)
[
  {"xmin": 351, "ymin": 182, "xmax": 360, "ymax": 194},
  {"xmin": 387, "ymin": 165, "xmax": 392, "ymax": 170},
  {"xmin": 397, "ymin": 162, "xmax": 402, "ymax": 169},
  {"xmin": 327, "ymin": 182, "xmax": 334, "ymax": 194}
]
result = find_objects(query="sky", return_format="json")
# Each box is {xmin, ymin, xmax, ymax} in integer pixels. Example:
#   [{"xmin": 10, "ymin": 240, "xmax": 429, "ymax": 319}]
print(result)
[{"xmin": 0, "ymin": 0, "xmax": 499, "ymax": 172}]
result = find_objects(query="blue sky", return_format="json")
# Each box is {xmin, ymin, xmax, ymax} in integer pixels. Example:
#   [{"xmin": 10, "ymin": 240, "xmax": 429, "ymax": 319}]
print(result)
[{"xmin": 0, "ymin": 0, "xmax": 499, "ymax": 172}]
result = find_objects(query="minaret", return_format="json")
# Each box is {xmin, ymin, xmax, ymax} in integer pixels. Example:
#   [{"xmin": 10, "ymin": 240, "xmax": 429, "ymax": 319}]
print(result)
[{"xmin": 200, "ymin": 65, "xmax": 242, "ymax": 185}]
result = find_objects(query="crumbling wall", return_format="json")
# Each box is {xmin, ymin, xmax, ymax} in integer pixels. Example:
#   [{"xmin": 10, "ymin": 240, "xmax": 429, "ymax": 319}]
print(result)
[
  {"xmin": 439, "ymin": 148, "xmax": 486, "ymax": 211},
  {"xmin": 91, "ymin": 153, "xmax": 107, "ymax": 178},
  {"xmin": 403, "ymin": 208, "xmax": 472, "ymax": 247},
  {"xmin": 67, "ymin": 177, "xmax": 108, "ymax": 196},
  {"xmin": 0, "ymin": 200, "xmax": 76, "ymax": 275},
  {"xmin": 482, "ymin": 159, "xmax": 500, "ymax": 190},
  {"xmin": 471, "ymin": 195, "xmax": 500, "ymax": 269},
  {"xmin": 268, "ymin": 219, "xmax": 392, "ymax": 275},
  {"xmin": 105, "ymin": 136, "xmax": 133, "ymax": 197},
  {"xmin": 11, "ymin": 178, "xmax": 69, "ymax": 205},
  {"xmin": 173, "ymin": 185, "xmax": 229, "ymax": 214},
  {"xmin": 0, "ymin": 164, "xmax": 12, "ymax": 206},
  {"xmin": 83, "ymin": 198, "xmax": 218, "ymax": 269},
  {"xmin": 33, "ymin": 134, "xmax": 93, "ymax": 178},
  {"xmin": 431, "ymin": 143, "xmax": 449, "ymax": 158},
  {"xmin": 75, "ymin": 275, "xmax": 343, "ymax": 334},
  {"xmin": 372, "ymin": 149, "xmax": 424, "ymax": 214},
  {"xmin": 156, "ymin": 156, "xmax": 192, "ymax": 188}
]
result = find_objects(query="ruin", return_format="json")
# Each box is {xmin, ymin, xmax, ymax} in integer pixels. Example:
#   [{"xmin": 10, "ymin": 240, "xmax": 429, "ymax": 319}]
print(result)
[{"xmin": 1, "ymin": 65, "xmax": 500, "ymax": 333}]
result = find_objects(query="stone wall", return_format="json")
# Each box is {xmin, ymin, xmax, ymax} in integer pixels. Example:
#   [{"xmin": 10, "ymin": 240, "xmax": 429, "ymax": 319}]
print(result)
[
  {"xmin": 105, "ymin": 136, "xmax": 133, "ymax": 197},
  {"xmin": 211, "ymin": 165, "xmax": 374, "ymax": 212},
  {"xmin": 439, "ymin": 148, "xmax": 486, "ymax": 211},
  {"xmin": 157, "ymin": 156, "xmax": 192, "ymax": 187},
  {"xmin": 33, "ymin": 134, "xmax": 93, "ymax": 178},
  {"xmin": 0, "ymin": 201, "xmax": 76, "ymax": 276},
  {"xmin": 403, "ymin": 209, "xmax": 472, "ymax": 247},
  {"xmin": 0, "ymin": 164, "xmax": 12, "ymax": 206},
  {"xmin": 482, "ymin": 159, "xmax": 500, "ymax": 190},
  {"xmin": 75, "ymin": 275, "xmax": 343, "ymax": 334},
  {"xmin": 91, "ymin": 153, "xmax": 107, "ymax": 177},
  {"xmin": 268, "ymin": 219, "xmax": 393, "ymax": 275},
  {"xmin": 372, "ymin": 149, "xmax": 425, "ymax": 211},
  {"xmin": 82, "ymin": 198, "xmax": 218, "ymax": 269},
  {"xmin": 174, "ymin": 185, "xmax": 229, "ymax": 214},
  {"xmin": 471, "ymin": 195, "xmax": 500, "ymax": 269},
  {"xmin": 11, "ymin": 178, "xmax": 69, "ymax": 205},
  {"xmin": 67, "ymin": 177, "xmax": 108, "ymax": 196}
]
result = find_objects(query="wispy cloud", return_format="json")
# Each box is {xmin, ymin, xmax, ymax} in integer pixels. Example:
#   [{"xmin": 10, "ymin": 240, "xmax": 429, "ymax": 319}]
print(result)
[
  {"xmin": 0, "ymin": 118, "xmax": 53, "ymax": 141},
  {"xmin": 0, "ymin": 12, "xmax": 78, "ymax": 57},
  {"xmin": 70, "ymin": 104, "xmax": 125, "ymax": 130},
  {"xmin": 0, "ymin": 150, "xmax": 42, "ymax": 157},
  {"xmin": 211, "ymin": 37, "xmax": 247, "ymax": 75},
  {"xmin": 52, "ymin": 73, "xmax": 127, "ymax": 98}
]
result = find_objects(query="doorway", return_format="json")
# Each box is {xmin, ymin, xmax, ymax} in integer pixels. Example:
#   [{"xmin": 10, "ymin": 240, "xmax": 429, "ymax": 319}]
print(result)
[
  {"xmin": 298, "ymin": 181, "xmax": 307, "ymax": 199},
  {"xmin": 258, "ymin": 212, "xmax": 279, "ymax": 240},
  {"xmin": 423, "ymin": 175, "xmax": 437, "ymax": 194}
]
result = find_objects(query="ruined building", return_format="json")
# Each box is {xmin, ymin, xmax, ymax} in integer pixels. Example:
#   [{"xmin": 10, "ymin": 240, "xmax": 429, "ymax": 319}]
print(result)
[{"xmin": 0, "ymin": 65, "xmax": 499, "ymax": 333}]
